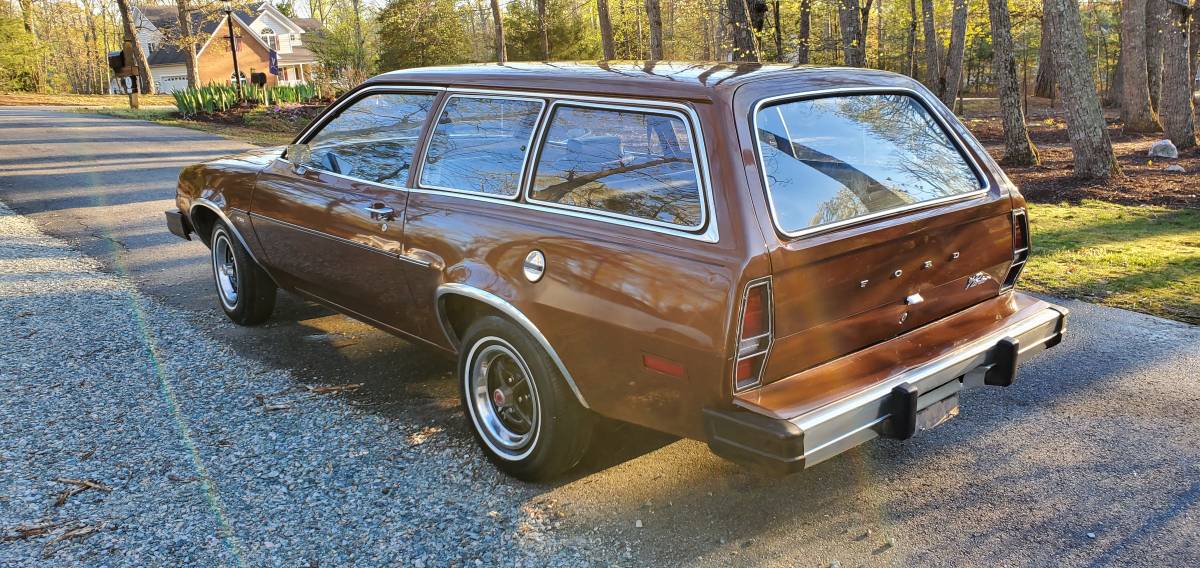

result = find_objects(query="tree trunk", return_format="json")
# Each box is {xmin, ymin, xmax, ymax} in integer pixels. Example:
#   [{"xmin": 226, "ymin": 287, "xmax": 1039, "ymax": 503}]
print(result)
[
  {"xmin": 1046, "ymin": 0, "xmax": 1121, "ymax": 178},
  {"xmin": 987, "ymin": 0, "xmax": 1039, "ymax": 164},
  {"xmin": 115, "ymin": 0, "xmax": 155, "ymax": 94},
  {"xmin": 490, "ymin": 0, "xmax": 507, "ymax": 63},
  {"xmin": 921, "ymin": 0, "xmax": 941, "ymax": 88},
  {"xmin": 774, "ymin": 0, "xmax": 783, "ymax": 61},
  {"xmin": 1034, "ymin": 13, "xmax": 1056, "ymax": 97},
  {"xmin": 537, "ymin": 0, "xmax": 549, "ymax": 60},
  {"xmin": 1190, "ymin": 0, "xmax": 1199, "ymax": 82},
  {"xmin": 839, "ymin": 0, "xmax": 866, "ymax": 66},
  {"xmin": 1160, "ymin": 0, "xmax": 1197, "ymax": 148},
  {"xmin": 939, "ymin": 0, "xmax": 967, "ymax": 104},
  {"xmin": 1119, "ymin": 0, "xmax": 1162, "ymax": 131},
  {"xmin": 726, "ymin": 0, "xmax": 759, "ymax": 61},
  {"xmin": 598, "ymin": 0, "xmax": 615, "ymax": 59},
  {"xmin": 645, "ymin": 0, "xmax": 664, "ymax": 59},
  {"xmin": 906, "ymin": 0, "xmax": 917, "ymax": 76},
  {"xmin": 1146, "ymin": 0, "xmax": 1167, "ymax": 109},
  {"xmin": 798, "ymin": 0, "xmax": 812, "ymax": 63},
  {"xmin": 173, "ymin": 0, "xmax": 200, "ymax": 88}
]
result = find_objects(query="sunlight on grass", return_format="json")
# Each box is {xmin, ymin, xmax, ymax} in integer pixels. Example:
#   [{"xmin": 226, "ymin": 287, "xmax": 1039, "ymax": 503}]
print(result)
[
  {"xmin": 73, "ymin": 107, "xmax": 295, "ymax": 147},
  {"xmin": 1023, "ymin": 200, "xmax": 1200, "ymax": 324}
]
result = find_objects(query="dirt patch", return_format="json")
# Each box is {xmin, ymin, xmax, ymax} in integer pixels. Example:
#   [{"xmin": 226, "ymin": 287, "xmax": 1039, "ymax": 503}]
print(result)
[{"xmin": 963, "ymin": 98, "xmax": 1199, "ymax": 209}]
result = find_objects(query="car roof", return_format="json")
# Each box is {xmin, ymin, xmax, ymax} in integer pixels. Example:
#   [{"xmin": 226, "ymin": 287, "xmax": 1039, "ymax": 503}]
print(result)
[{"xmin": 366, "ymin": 61, "xmax": 873, "ymax": 102}]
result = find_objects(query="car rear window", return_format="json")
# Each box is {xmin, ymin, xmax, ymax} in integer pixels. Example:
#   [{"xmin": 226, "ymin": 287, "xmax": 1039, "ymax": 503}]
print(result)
[
  {"xmin": 420, "ymin": 96, "xmax": 543, "ymax": 197},
  {"xmin": 529, "ymin": 105, "xmax": 703, "ymax": 228},
  {"xmin": 755, "ymin": 93, "xmax": 983, "ymax": 235}
]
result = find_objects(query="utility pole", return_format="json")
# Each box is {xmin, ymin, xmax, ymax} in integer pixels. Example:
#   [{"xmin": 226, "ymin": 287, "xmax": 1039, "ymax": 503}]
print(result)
[{"xmin": 223, "ymin": 0, "xmax": 243, "ymax": 100}]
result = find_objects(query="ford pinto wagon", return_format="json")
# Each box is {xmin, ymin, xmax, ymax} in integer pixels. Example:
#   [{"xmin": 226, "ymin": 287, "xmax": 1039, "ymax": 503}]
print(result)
[{"xmin": 165, "ymin": 62, "xmax": 1067, "ymax": 480}]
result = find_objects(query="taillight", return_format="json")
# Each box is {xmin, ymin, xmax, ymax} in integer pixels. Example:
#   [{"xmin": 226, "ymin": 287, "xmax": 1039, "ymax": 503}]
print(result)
[
  {"xmin": 734, "ymin": 279, "xmax": 772, "ymax": 393},
  {"xmin": 1002, "ymin": 208, "xmax": 1030, "ymax": 291}
]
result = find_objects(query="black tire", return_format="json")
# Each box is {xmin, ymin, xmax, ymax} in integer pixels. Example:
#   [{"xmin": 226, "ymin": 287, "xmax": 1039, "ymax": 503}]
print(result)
[
  {"xmin": 459, "ymin": 315, "xmax": 593, "ymax": 481},
  {"xmin": 209, "ymin": 220, "xmax": 276, "ymax": 326}
]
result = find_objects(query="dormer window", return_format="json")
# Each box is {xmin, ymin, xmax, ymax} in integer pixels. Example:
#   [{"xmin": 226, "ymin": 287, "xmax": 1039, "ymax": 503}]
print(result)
[{"xmin": 260, "ymin": 26, "xmax": 277, "ymax": 50}]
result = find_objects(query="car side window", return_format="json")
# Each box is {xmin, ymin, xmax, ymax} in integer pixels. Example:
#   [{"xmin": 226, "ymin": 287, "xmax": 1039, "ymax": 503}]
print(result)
[
  {"xmin": 303, "ymin": 92, "xmax": 436, "ymax": 186},
  {"xmin": 529, "ymin": 105, "xmax": 704, "ymax": 228},
  {"xmin": 419, "ymin": 96, "xmax": 543, "ymax": 197}
]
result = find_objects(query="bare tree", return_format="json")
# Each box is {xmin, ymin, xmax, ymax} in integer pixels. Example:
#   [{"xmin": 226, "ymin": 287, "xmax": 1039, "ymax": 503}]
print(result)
[
  {"xmin": 1046, "ymin": 0, "xmax": 1121, "ymax": 178},
  {"xmin": 987, "ymin": 0, "xmax": 1039, "ymax": 164},
  {"xmin": 537, "ymin": 0, "xmax": 549, "ymax": 60},
  {"xmin": 490, "ymin": 0, "xmax": 506, "ymax": 62},
  {"xmin": 798, "ymin": 0, "xmax": 812, "ymax": 63},
  {"xmin": 773, "ymin": 0, "xmax": 782, "ymax": 61},
  {"xmin": 171, "ymin": 0, "xmax": 201, "ymax": 88},
  {"xmin": 115, "ymin": 0, "xmax": 154, "ymax": 94},
  {"xmin": 940, "ymin": 0, "xmax": 967, "ymax": 104},
  {"xmin": 1119, "ymin": 0, "xmax": 1163, "ymax": 131},
  {"xmin": 839, "ymin": 0, "xmax": 866, "ymax": 66},
  {"xmin": 906, "ymin": 0, "xmax": 917, "ymax": 76},
  {"xmin": 646, "ymin": 0, "xmax": 664, "ymax": 59},
  {"xmin": 598, "ymin": 0, "xmax": 615, "ymax": 59},
  {"xmin": 1146, "ymin": 0, "xmax": 1167, "ymax": 109},
  {"xmin": 1160, "ymin": 0, "xmax": 1196, "ymax": 148},
  {"xmin": 921, "ymin": 0, "xmax": 941, "ymax": 88},
  {"xmin": 1034, "ymin": 13, "xmax": 1055, "ymax": 97}
]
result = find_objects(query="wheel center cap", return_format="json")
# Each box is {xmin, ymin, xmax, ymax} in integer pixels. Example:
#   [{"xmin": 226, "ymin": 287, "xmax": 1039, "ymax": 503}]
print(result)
[{"xmin": 492, "ymin": 388, "xmax": 506, "ymax": 407}]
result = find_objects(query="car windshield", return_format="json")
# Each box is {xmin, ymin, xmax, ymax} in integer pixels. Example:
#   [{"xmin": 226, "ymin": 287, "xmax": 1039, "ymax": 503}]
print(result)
[{"xmin": 755, "ymin": 93, "xmax": 982, "ymax": 234}]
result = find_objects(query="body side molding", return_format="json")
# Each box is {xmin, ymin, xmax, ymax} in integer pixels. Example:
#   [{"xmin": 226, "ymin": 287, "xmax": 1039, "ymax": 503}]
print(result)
[{"xmin": 436, "ymin": 283, "xmax": 589, "ymax": 409}]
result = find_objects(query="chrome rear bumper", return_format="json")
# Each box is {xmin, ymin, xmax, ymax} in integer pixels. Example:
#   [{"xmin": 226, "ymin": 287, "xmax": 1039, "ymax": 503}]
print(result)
[{"xmin": 704, "ymin": 301, "xmax": 1067, "ymax": 474}]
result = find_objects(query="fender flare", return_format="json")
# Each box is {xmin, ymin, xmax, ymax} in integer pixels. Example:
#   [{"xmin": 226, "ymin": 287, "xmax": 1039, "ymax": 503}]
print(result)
[
  {"xmin": 189, "ymin": 199, "xmax": 263, "ymax": 266},
  {"xmin": 437, "ymin": 283, "xmax": 590, "ymax": 409}
]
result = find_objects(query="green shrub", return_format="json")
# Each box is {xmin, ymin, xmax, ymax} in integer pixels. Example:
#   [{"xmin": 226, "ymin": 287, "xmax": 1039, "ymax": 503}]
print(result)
[{"xmin": 172, "ymin": 82, "xmax": 320, "ymax": 116}]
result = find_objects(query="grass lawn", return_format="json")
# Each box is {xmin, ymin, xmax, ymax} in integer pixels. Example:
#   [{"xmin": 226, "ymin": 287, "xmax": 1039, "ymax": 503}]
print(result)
[
  {"xmin": 0, "ymin": 92, "xmax": 176, "ymax": 107},
  {"xmin": 1024, "ymin": 200, "xmax": 1200, "ymax": 324},
  {"xmin": 77, "ymin": 107, "xmax": 296, "ymax": 146}
]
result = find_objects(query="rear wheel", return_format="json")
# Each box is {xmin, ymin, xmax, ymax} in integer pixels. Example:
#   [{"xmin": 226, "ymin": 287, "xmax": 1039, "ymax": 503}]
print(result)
[
  {"xmin": 459, "ymin": 316, "xmax": 592, "ymax": 481},
  {"xmin": 210, "ymin": 220, "xmax": 276, "ymax": 325}
]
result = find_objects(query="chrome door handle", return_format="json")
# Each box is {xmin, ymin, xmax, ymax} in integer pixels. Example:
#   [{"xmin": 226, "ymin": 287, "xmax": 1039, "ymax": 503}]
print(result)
[{"xmin": 365, "ymin": 205, "xmax": 395, "ymax": 221}]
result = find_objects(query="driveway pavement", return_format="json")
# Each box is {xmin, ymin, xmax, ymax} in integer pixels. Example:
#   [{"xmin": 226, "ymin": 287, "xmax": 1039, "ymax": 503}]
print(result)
[{"xmin": 2, "ymin": 107, "xmax": 1199, "ymax": 566}]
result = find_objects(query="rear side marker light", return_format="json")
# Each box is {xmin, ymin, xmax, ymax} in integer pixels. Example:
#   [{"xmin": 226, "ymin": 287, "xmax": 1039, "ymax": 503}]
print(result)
[
  {"xmin": 733, "ymin": 279, "xmax": 773, "ymax": 393},
  {"xmin": 643, "ymin": 353, "xmax": 686, "ymax": 378},
  {"xmin": 1002, "ymin": 209, "xmax": 1030, "ymax": 291}
]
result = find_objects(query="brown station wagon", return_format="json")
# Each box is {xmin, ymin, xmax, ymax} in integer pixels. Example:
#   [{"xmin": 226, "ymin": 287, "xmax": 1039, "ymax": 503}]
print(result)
[{"xmin": 165, "ymin": 62, "xmax": 1068, "ymax": 480}]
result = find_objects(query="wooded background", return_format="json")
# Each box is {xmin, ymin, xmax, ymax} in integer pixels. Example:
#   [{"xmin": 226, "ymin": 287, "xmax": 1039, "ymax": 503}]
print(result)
[{"xmin": 1, "ymin": 0, "xmax": 1197, "ymax": 179}]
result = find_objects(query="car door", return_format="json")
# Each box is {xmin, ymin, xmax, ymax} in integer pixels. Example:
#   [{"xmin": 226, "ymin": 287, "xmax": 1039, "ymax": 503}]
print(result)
[{"xmin": 250, "ymin": 88, "xmax": 440, "ymax": 334}]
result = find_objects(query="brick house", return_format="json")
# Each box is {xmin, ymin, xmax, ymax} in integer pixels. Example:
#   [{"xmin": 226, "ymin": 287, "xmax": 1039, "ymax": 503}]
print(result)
[{"xmin": 130, "ymin": 3, "xmax": 321, "ymax": 93}]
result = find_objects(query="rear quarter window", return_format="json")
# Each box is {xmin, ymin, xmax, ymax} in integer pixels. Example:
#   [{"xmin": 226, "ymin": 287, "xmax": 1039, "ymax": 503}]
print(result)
[
  {"xmin": 529, "ymin": 105, "xmax": 704, "ymax": 229},
  {"xmin": 755, "ymin": 93, "xmax": 983, "ymax": 235}
]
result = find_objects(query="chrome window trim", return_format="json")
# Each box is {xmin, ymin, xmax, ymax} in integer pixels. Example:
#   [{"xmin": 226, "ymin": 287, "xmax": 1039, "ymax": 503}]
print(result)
[
  {"xmin": 524, "ymin": 99, "xmax": 709, "ymax": 233},
  {"xmin": 416, "ymin": 94, "xmax": 547, "ymax": 201},
  {"xmin": 408, "ymin": 87, "xmax": 719, "ymax": 243},
  {"xmin": 283, "ymin": 87, "xmax": 442, "ymax": 191},
  {"xmin": 291, "ymin": 84, "xmax": 446, "ymax": 147},
  {"xmin": 436, "ymin": 283, "xmax": 589, "ymax": 408},
  {"xmin": 750, "ymin": 87, "xmax": 992, "ymax": 240}
]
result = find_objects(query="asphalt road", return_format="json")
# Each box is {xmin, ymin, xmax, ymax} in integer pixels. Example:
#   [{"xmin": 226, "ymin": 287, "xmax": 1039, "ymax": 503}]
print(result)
[{"xmin": 2, "ymin": 107, "xmax": 1199, "ymax": 566}]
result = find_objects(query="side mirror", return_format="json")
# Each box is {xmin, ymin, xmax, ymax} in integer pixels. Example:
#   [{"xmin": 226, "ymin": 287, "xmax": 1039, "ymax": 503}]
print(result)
[{"xmin": 286, "ymin": 143, "xmax": 310, "ymax": 170}]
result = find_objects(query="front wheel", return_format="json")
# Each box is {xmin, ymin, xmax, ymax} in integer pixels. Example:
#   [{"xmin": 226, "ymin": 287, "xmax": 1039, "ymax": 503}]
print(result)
[
  {"xmin": 209, "ymin": 220, "xmax": 276, "ymax": 325},
  {"xmin": 459, "ymin": 316, "xmax": 593, "ymax": 481}
]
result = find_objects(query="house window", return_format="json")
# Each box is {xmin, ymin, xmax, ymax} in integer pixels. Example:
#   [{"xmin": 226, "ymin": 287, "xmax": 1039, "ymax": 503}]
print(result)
[{"xmin": 260, "ymin": 26, "xmax": 277, "ymax": 50}]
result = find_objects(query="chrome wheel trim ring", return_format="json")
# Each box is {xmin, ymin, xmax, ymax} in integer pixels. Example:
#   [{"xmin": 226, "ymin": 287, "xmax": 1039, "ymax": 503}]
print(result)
[
  {"xmin": 464, "ymin": 336, "xmax": 541, "ymax": 461},
  {"xmin": 211, "ymin": 230, "xmax": 239, "ymax": 311}
]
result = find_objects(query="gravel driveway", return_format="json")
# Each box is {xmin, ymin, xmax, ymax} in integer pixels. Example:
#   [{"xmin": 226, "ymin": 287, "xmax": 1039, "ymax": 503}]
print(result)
[
  {"xmin": 0, "ymin": 202, "xmax": 607, "ymax": 566},
  {"xmin": 3, "ymin": 109, "xmax": 1200, "ymax": 567}
]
